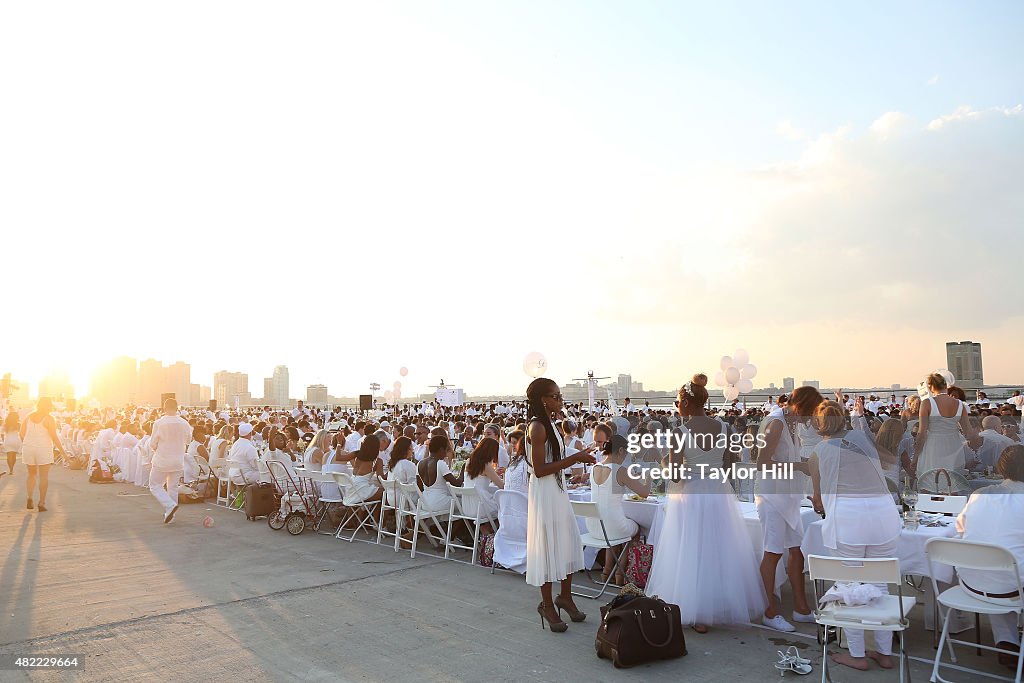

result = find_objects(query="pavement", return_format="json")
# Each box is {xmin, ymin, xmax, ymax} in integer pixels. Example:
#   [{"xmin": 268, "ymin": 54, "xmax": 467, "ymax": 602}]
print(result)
[{"xmin": 0, "ymin": 466, "xmax": 1009, "ymax": 682}]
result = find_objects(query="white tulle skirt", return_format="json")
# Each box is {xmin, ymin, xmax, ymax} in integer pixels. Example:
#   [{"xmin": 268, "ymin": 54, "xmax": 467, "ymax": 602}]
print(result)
[
  {"xmin": 646, "ymin": 477, "xmax": 767, "ymax": 626},
  {"xmin": 526, "ymin": 472, "xmax": 584, "ymax": 587}
]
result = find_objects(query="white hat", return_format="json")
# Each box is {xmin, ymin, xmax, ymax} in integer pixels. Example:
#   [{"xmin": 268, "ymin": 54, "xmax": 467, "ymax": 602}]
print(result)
[
  {"xmin": 238, "ymin": 422, "xmax": 253, "ymax": 437},
  {"xmin": 381, "ymin": 421, "xmax": 390, "ymax": 428}
]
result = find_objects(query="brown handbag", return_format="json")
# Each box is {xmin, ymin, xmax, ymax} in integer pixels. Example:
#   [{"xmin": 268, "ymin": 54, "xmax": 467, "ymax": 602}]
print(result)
[{"xmin": 595, "ymin": 593, "xmax": 687, "ymax": 668}]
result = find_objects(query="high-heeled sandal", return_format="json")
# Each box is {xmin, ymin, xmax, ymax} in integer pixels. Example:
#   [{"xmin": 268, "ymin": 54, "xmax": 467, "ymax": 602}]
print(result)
[
  {"xmin": 554, "ymin": 595, "xmax": 586, "ymax": 623},
  {"xmin": 537, "ymin": 602, "xmax": 568, "ymax": 632},
  {"xmin": 775, "ymin": 647, "xmax": 812, "ymax": 676},
  {"xmin": 27, "ymin": 498, "xmax": 33, "ymax": 510}
]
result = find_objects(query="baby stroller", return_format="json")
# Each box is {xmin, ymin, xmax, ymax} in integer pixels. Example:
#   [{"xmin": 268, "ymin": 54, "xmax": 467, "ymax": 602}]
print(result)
[{"xmin": 265, "ymin": 459, "xmax": 318, "ymax": 535}]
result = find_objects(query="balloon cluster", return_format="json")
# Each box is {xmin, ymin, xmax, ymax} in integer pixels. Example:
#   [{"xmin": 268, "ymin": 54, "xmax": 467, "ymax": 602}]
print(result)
[
  {"xmin": 523, "ymin": 352, "xmax": 547, "ymax": 378},
  {"xmin": 714, "ymin": 349, "xmax": 757, "ymax": 402},
  {"xmin": 384, "ymin": 368, "xmax": 409, "ymax": 403}
]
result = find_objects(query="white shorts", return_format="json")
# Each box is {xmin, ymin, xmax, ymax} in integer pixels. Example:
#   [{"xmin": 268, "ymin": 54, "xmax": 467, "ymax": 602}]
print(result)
[
  {"xmin": 757, "ymin": 501, "xmax": 803, "ymax": 554},
  {"xmin": 22, "ymin": 446, "xmax": 54, "ymax": 467}
]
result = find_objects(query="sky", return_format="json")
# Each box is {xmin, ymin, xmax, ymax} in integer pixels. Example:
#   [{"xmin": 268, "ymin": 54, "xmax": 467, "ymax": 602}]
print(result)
[{"xmin": 1, "ymin": 1, "xmax": 1022, "ymax": 400}]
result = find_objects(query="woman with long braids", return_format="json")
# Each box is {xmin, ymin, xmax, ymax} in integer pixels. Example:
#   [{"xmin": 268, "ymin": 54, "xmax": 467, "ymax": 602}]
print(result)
[{"xmin": 525, "ymin": 377, "xmax": 597, "ymax": 633}]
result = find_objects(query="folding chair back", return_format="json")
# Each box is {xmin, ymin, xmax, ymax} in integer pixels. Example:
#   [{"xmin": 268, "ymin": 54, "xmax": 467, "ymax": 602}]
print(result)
[{"xmin": 808, "ymin": 555, "xmax": 901, "ymax": 585}]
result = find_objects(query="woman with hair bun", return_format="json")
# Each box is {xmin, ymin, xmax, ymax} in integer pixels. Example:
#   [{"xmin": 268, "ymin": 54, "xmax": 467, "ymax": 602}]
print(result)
[
  {"xmin": 525, "ymin": 377, "xmax": 597, "ymax": 633},
  {"xmin": 646, "ymin": 374, "xmax": 767, "ymax": 632},
  {"xmin": 915, "ymin": 372, "xmax": 980, "ymax": 480}
]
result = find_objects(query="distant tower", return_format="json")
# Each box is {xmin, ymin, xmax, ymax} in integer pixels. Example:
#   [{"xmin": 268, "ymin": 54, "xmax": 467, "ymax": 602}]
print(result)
[
  {"xmin": 945, "ymin": 341, "xmax": 983, "ymax": 389},
  {"xmin": 783, "ymin": 377, "xmax": 795, "ymax": 393}
]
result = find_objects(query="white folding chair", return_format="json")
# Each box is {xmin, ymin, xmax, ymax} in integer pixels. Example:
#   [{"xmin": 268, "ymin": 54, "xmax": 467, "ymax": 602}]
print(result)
[
  {"xmin": 915, "ymin": 494, "xmax": 968, "ymax": 516},
  {"xmin": 570, "ymin": 501, "xmax": 634, "ymax": 599},
  {"xmin": 925, "ymin": 537, "xmax": 1024, "ymax": 683},
  {"xmin": 444, "ymin": 483, "xmax": 497, "ymax": 565},
  {"xmin": 808, "ymin": 555, "xmax": 915, "ymax": 683},
  {"xmin": 332, "ymin": 472, "xmax": 381, "ymax": 543},
  {"xmin": 377, "ymin": 477, "xmax": 403, "ymax": 550},
  {"xmin": 396, "ymin": 481, "xmax": 449, "ymax": 559},
  {"xmin": 213, "ymin": 464, "xmax": 234, "ymax": 508},
  {"xmin": 492, "ymin": 489, "xmax": 528, "ymax": 574},
  {"xmin": 311, "ymin": 470, "xmax": 344, "ymax": 534}
]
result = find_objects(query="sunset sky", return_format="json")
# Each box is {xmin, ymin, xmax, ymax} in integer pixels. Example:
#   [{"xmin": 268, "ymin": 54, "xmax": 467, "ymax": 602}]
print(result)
[{"xmin": 2, "ymin": 1, "xmax": 1022, "ymax": 400}]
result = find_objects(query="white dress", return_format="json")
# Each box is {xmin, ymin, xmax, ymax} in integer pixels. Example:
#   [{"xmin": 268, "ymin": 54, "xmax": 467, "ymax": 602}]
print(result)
[
  {"xmin": 586, "ymin": 463, "xmax": 638, "ymax": 540},
  {"xmin": 387, "ymin": 458, "xmax": 417, "ymax": 507},
  {"xmin": 22, "ymin": 418, "xmax": 55, "ymax": 466},
  {"xmin": 3, "ymin": 428, "xmax": 22, "ymax": 454},
  {"xmin": 526, "ymin": 426, "xmax": 585, "ymax": 587},
  {"xmin": 464, "ymin": 471, "xmax": 499, "ymax": 519},
  {"xmin": 418, "ymin": 459, "xmax": 453, "ymax": 513},
  {"xmin": 503, "ymin": 457, "xmax": 529, "ymax": 495},
  {"xmin": 646, "ymin": 424, "xmax": 768, "ymax": 626},
  {"xmin": 917, "ymin": 397, "xmax": 967, "ymax": 475}
]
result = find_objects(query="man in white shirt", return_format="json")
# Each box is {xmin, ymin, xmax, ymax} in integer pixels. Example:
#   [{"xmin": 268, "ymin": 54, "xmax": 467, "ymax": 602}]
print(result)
[
  {"xmin": 976, "ymin": 391, "xmax": 991, "ymax": 407},
  {"xmin": 956, "ymin": 446, "xmax": 1024, "ymax": 668},
  {"xmin": 227, "ymin": 422, "xmax": 260, "ymax": 485},
  {"xmin": 413, "ymin": 424, "xmax": 430, "ymax": 461},
  {"xmin": 291, "ymin": 401, "xmax": 310, "ymax": 419},
  {"xmin": 967, "ymin": 416, "xmax": 1017, "ymax": 471},
  {"xmin": 148, "ymin": 398, "xmax": 193, "ymax": 523},
  {"xmin": 866, "ymin": 395, "xmax": 883, "ymax": 414},
  {"xmin": 1009, "ymin": 391, "xmax": 1024, "ymax": 413},
  {"xmin": 344, "ymin": 422, "xmax": 364, "ymax": 452}
]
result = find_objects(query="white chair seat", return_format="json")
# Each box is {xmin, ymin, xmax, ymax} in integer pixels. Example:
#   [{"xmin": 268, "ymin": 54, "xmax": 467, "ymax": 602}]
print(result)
[
  {"xmin": 817, "ymin": 595, "xmax": 917, "ymax": 630},
  {"xmin": 579, "ymin": 532, "xmax": 633, "ymax": 549},
  {"xmin": 936, "ymin": 585, "xmax": 1022, "ymax": 614}
]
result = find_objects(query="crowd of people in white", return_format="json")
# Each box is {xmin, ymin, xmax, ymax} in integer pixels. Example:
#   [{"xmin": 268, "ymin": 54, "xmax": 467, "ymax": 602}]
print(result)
[{"xmin": 2, "ymin": 373, "xmax": 1023, "ymax": 676}]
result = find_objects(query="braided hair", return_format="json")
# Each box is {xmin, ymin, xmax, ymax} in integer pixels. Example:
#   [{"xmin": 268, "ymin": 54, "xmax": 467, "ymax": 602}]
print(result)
[{"xmin": 526, "ymin": 378, "xmax": 563, "ymax": 475}]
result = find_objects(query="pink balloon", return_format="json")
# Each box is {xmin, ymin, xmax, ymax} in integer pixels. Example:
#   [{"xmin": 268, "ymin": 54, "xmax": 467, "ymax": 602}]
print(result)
[
  {"xmin": 393, "ymin": 381, "xmax": 402, "ymax": 390},
  {"xmin": 202, "ymin": 516, "xmax": 215, "ymax": 528},
  {"xmin": 399, "ymin": 367, "xmax": 409, "ymax": 377}
]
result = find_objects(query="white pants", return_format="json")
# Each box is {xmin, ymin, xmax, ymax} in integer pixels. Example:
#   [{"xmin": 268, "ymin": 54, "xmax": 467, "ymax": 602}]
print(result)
[
  {"xmin": 149, "ymin": 467, "xmax": 182, "ymax": 514},
  {"xmin": 836, "ymin": 538, "xmax": 899, "ymax": 658}
]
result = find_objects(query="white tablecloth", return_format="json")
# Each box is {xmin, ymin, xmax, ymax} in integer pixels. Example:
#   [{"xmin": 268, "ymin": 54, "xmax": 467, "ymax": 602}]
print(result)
[{"xmin": 800, "ymin": 518, "xmax": 957, "ymax": 583}]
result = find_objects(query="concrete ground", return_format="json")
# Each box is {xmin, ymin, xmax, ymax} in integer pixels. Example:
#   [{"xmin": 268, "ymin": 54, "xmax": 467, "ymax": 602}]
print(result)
[{"xmin": 0, "ymin": 467, "xmax": 1010, "ymax": 682}]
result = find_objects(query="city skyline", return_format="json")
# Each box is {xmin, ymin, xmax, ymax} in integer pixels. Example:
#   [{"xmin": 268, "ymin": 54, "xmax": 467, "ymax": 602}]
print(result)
[{"xmin": 2, "ymin": 339, "xmax": 1018, "ymax": 406}]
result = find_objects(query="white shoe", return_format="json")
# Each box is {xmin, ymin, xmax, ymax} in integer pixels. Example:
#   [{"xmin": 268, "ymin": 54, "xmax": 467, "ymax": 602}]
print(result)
[
  {"xmin": 791, "ymin": 611, "xmax": 816, "ymax": 623},
  {"xmin": 762, "ymin": 615, "xmax": 796, "ymax": 632}
]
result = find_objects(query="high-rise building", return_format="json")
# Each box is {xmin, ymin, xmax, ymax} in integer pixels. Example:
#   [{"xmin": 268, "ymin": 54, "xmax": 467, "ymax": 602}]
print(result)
[
  {"xmin": 783, "ymin": 377, "xmax": 795, "ymax": 392},
  {"xmin": 137, "ymin": 358, "xmax": 164, "ymax": 406},
  {"xmin": 38, "ymin": 370, "xmax": 75, "ymax": 401},
  {"xmin": 945, "ymin": 341, "xmax": 983, "ymax": 389},
  {"xmin": 165, "ymin": 361, "xmax": 191, "ymax": 405},
  {"xmin": 802, "ymin": 380, "xmax": 820, "ymax": 390},
  {"xmin": 264, "ymin": 365, "xmax": 290, "ymax": 406},
  {"xmin": 214, "ymin": 371, "xmax": 249, "ymax": 407},
  {"xmin": 617, "ymin": 374, "xmax": 632, "ymax": 399},
  {"xmin": 306, "ymin": 384, "xmax": 328, "ymax": 404}
]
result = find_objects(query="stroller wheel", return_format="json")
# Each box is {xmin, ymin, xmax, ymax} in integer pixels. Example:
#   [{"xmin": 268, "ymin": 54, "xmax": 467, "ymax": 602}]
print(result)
[
  {"xmin": 285, "ymin": 512, "xmax": 306, "ymax": 535},
  {"xmin": 268, "ymin": 511, "xmax": 286, "ymax": 530}
]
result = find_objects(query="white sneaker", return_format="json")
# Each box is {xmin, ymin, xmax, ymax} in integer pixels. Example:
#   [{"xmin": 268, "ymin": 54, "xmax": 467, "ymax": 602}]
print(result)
[
  {"xmin": 791, "ymin": 611, "xmax": 816, "ymax": 623},
  {"xmin": 762, "ymin": 615, "xmax": 796, "ymax": 632}
]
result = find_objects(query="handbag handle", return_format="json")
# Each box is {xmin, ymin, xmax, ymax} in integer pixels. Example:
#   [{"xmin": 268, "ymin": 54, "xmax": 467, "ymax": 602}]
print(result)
[{"xmin": 634, "ymin": 606, "xmax": 674, "ymax": 648}]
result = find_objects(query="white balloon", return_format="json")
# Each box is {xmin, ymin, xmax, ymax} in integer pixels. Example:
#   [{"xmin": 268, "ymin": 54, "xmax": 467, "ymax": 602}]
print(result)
[
  {"xmin": 740, "ymin": 363, "xmax": 757, "ymax": 380},
  {"xmin": 720, "ymin": 356, "xmax": 734, "ymax": 371},
  {"xmin": 725, "ymin": 366, "xmax": 740, "ymax": 385},
  {"xmin": 714, "ymin": 371, "xmax": 726, "ymax": 387},
  {"xmin": 399, "ymin": 367, "xmax": 409, "ymax": 377},
  {"xmin": 523, "ymin": 352, "xmax": 548, "ymax": 378},
  {"xmin": 733, "ymin": 349, "xmax": 749, "ymax": 366},
  {"xmin": 738, "ymin": 378, "xmax": 753, "ymax": 393},
  {"xmin": 723, "ymin": 386, "xmax": 740, "ymax": 401}
]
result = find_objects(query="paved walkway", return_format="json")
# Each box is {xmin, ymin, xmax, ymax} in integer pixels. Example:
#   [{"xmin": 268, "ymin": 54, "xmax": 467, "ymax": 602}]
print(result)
[{"xmin": 0, "ymin": 467, "xmax": 1005, "ymax": 681}]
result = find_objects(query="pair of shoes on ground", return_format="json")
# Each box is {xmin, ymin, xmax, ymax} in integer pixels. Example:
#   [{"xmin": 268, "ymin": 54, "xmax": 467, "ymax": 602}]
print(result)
[{"xmin": 762, "ymin": 611, "xmax": 815, "ymax": 632}]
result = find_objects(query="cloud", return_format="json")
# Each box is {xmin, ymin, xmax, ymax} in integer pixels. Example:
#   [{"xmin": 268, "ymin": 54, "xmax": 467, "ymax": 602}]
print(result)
[
  {"xmin": 928, "ymin": 74, "xmax": 939, "ymax": 86},
  {"xmin": 927, "ymin": 103, "xmax": 1023, "ymax": 131},
  {"xmin": 869, "ymin": 111, "xmax": 910, "ymax": 139},
  {"xmin": 775, "ymin": 120, "xmax": 805, "ymax": 141}
]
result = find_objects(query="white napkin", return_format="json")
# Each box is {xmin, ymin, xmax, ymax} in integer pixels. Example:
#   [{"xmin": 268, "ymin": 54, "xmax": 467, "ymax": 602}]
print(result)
[{"xmin": 818, "ymin": 581, "xmax": 885, "ymax": 607}]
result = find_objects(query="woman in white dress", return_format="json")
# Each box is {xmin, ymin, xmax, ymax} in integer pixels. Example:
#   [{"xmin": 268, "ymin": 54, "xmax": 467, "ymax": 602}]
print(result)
[
  {"xmin": 20, "ymin": 398, "xmax": 67, "ymax": 512},
  {"xmin": 502, "ymin": 430, "xmax": 528, "ymax": 494},
  {"xmin": 589, "ymin": 433, "xmax": 648, "ymax": 586},
  {"xmin": 302, "ymin": 429, "xmax": 331, "ymax": 467},
  {"xmin": 646, "ymin": 374, "xmax": 768, "ymax": 632},
  {"xmin": 525, "ymin": 378, "xmax": 597, "ymax": 633},
  {"xmin": 462, "ymin": 438, "xmax": 503, "ymax": 528},
  {"xmin": 3, "ymin": 411, "xmax": 21, "ymax": 476},
  {"xmin": 807, "ymin": 400, "xmax": 902, "ymax": 672},
  {"xmin": 346, "ymin": 434, "xmax": 383, "ymax": 504},
  {"xmin": 386, "ymin": 436, "xmax": 418, "ymax": 511},
  {"xmin": 416, "ymin": 435, "xmax": 458, "ymax": 513},
  {"xmin": 207, "ymin": 425, "xmax": 233, "ymax": 471},
  {"xmin": 915, "ymin": 373, "xmax": 980, "ymax": 484},
  {"xmin": 756, "ymin": 384, "xmax": 815, "ymax": 632}
]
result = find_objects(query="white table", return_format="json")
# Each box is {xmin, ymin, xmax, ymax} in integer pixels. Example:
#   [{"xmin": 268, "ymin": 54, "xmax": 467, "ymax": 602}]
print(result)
[{"xmin": 800, "ymin": 518, "xmax": 957, "ymax": 583}]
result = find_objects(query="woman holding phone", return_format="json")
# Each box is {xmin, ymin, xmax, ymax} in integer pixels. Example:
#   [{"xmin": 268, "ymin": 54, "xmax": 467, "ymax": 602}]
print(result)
[{"xmin": 525, "ymin": 377, "xmax": 597, "ymax": 633}]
